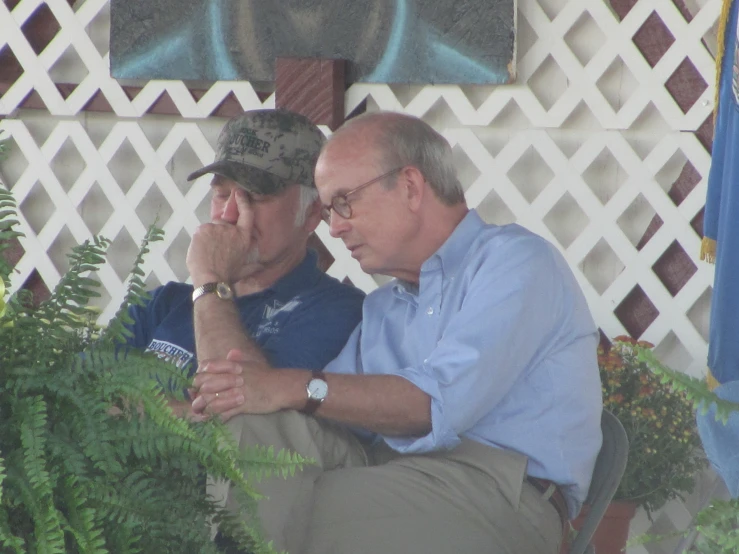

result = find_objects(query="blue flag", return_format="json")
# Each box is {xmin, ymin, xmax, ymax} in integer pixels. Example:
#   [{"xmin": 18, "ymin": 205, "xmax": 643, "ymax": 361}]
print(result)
[{"xmin": 703, "ymin": 0, "xmax": 739, "ymax": 385}]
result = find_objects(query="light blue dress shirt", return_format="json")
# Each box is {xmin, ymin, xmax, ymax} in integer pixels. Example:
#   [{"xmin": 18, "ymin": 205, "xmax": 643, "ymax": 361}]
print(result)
[{"xmin": 324, "ymin": 210, "xmax": 603, "ymax": 516}]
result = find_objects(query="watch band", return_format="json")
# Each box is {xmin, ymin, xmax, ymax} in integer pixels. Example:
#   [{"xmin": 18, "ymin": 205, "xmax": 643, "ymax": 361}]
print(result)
[
  {"xmin": 303, "ymin": 370, "xmax": 328, "ymax": 415},
  {"xmin": 192, "ymin": 282, "xmax": 234, "ymax": 303}
]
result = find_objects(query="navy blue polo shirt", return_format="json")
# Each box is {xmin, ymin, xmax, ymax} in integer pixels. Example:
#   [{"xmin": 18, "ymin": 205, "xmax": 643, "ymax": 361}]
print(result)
[{"xmin": 125, "ymin": 250, "xmax": 365, "ymax": 376}]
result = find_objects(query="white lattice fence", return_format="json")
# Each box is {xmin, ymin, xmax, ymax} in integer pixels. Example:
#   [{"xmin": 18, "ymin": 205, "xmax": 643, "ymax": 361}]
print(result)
[{"xmin": 0, "ymin": 0, "xmax": 723, "ymax": 551}]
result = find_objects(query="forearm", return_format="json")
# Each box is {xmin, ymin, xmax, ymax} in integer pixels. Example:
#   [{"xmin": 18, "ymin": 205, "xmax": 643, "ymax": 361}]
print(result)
[
  {"xmin": 276, "ymin": 370, "xmax": 432, "ymax": 437},
  {"xmin": 193, "ymin": 295, "xmax": 267, "ymax": 364}
]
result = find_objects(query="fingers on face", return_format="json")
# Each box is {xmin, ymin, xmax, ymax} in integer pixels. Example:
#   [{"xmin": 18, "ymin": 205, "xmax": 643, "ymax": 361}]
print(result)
[
  {"xmin": 233, "ymin": 188, "xmax": 255, "ymax": 228},
  {"xmin": 219, "ymin": 189, "xmax": 240, "ymax": 222}
]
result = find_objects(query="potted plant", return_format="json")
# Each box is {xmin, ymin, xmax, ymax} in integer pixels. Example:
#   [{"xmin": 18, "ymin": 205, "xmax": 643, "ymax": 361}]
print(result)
[
  {"xmin": 571, "ymin": 336, "xmax": 704, "ymax": 554},
  {"xmin": 0, "ymin": 184, "xmax": 306, "ymax": 553}
]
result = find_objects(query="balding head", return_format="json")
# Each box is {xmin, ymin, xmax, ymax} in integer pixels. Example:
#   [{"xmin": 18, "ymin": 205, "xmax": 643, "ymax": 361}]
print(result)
[
  {"xmin": 323, "ymin": 112, "xmax": 465, "ymax": 206},
  {"xmin": 315, "ymin": 112, "xmax": 469, "ymax": 283}
]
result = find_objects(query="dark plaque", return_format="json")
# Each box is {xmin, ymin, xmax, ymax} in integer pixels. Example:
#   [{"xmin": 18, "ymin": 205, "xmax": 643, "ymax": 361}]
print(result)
[{"xmin": 110, "ymin": 0, "xmax": 516, "ymax": 85}]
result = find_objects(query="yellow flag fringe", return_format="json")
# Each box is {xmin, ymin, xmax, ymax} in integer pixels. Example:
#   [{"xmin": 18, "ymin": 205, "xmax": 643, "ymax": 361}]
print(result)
[
  {"xmin": 701, "ymin": 236, "xmax": 717, "ymax": 263},
  {"xmin": 707, "ymin": 368, "xmax": 721, "ymax": 391}
]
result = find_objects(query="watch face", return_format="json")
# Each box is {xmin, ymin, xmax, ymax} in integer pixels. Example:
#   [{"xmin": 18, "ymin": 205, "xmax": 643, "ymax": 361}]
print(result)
[
  {"xmin": 307, "ymin": 378, "xmax": 328, "ymax": 400},
  {"xmin": 216, "ymin": 282, "xmax": 234, "ymax": 300}
]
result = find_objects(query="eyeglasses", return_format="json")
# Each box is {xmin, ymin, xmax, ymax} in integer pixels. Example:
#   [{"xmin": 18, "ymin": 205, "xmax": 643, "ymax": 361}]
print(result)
[{"xmin": 321, "ymin": 167, "xmax": 404, "ymax": 224}]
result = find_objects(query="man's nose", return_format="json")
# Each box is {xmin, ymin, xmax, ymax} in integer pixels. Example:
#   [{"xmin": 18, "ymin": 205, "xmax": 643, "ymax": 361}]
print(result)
[
  {"xmin": 328, "ymin": 211, "xmax": 350, "ymax": 238},
  {"xmin": 220, "ymin": 190, "xmax": 240, "ymax": 223}
]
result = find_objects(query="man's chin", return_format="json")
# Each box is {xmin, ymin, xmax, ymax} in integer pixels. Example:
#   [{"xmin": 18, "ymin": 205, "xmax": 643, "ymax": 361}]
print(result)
[{"xmin": 355, "ymin": 256, "xmax": 377, "ymax": 275}]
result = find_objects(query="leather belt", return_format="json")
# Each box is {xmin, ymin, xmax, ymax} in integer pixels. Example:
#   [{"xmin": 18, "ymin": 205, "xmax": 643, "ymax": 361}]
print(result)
[{"xmin": 526, "ymin": 476, "xmax": 569, "ymax": 531}]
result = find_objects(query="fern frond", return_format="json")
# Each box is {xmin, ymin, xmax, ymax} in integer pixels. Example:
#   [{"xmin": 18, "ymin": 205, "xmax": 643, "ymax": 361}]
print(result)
[
  {"xmin": 638, "ymin": 348, "xmax": 739, "ymax": 421},
  {"xmin": 17, "ymin": 396, "xmax": 66, "ymax": 553},
  {"xmin": 239, "ymin": 444, "xmax": 313, "ymax": 483},
  {"xmin": 692, "ymin": 498, "xmax": 739, "ymax": 551},
  {"xmin": 34, "ymin": 236, "xmax": 110, "ymax": 347},
  {"xmin": 0, "ymin": 453, "xmax": 5, "ymax": 506},
  {"xmin": 59, "ymin": 475, "xmax": 108, "ymax": 554},
  {"xmin": 0, "ymin": 453, "xmax": 27, "ymax": 554},
  {"xmin": 101, "ymin": 223, "xmax": 164, "ymax": 346},
  {"xmin": 19, "ymin": 397, "xmax": 52, "ymax": 497},
  {"xmin": 0, "ymin": 186, "xmax": 23, "ymax": 291},
  {"xmin": 0, "ymin": 512, "xmax": 26, "ymax": 554},
  {"xmin": 10, "ymin": 464, "xmax": 64, "ymax": 554}
]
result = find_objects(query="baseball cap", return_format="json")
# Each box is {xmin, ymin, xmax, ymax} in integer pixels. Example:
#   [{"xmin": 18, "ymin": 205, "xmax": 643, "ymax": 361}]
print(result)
[{"xmin": 187, "ymin": 109, "xmax": 325, "ymax": 195}]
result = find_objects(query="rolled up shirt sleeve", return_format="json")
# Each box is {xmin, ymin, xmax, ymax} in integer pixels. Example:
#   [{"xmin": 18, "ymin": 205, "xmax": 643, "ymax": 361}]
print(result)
[
  {"xmin": 384, "ymin": 363, "xmax": 458, "ymax": 452},
  {"xmin": 376, "ymin": 238, "xmax": 569, "ymax": 454}
]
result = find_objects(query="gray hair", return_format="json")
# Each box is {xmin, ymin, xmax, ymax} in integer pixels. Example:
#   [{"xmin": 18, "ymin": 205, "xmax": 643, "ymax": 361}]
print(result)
[
  {"xmin": 335, "ymin": 112, "xmax": 465, "ymax": 206},
  {"xmin": 295, "ymin": 184, "xmax": 319, "ymax": 227}
]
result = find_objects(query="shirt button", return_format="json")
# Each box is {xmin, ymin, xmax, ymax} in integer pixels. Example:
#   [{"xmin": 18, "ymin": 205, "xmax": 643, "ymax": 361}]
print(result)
[{"xmin": 426, "ymin": 307, "xmax": 434, "ymax": 315}]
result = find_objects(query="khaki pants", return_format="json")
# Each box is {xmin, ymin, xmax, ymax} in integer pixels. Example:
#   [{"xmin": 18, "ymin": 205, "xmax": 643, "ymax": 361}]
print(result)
[{"xmin": 209, "ymin": 411, "xmax": 562, "ymax": 554}]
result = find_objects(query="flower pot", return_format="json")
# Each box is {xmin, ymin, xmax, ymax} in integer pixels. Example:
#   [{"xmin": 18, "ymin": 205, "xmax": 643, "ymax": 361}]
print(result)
[{"xmin": 568, "ymin": 501, "xmax": 638, "ymax": 554}]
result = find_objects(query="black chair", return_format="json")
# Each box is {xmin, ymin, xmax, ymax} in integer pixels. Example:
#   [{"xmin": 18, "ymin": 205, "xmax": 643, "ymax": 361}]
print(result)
[{"xmin": 567, "ymin": 410, "xmax": 629, "ymax": 554}]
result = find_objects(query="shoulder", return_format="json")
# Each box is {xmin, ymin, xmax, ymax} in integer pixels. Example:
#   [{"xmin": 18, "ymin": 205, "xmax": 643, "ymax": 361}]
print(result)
[
  {"xmin": 146, "ymin": 281, "xmax": 194, "ymax": 303},
  {"xmin": 464, "ymin": 224, "xmax": 560, "ymax": 277},
  {"xmin": 275, "ymin": 273, "xmax": 365, "ymax": 326},
  {"xmin": 135, "ymin": 282, "xmax": 194, "ymax": 316},
  {"xmin": 470, "ymin": 225, "xmax": 588, "ymax": 315},
  {"xmin": 306, "ymin": 273, "xmax": 366, "ymax": 305},
  {"xmin": 477, "ymin": 223, "xmax": 553, "ymax": 254}
]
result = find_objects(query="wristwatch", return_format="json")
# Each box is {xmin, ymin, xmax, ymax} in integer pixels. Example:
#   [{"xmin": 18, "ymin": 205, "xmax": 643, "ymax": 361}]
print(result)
[
  {"xmin": 303, "ymin": 370, "xmax": 328, "ymax": 414},
  {"xmin": 192, "ymin": 282, "xmax": 234, "ymax": 303}
]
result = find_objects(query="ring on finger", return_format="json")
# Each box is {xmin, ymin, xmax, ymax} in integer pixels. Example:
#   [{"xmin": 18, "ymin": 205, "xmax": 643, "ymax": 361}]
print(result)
[{"xmin": 215, "ymin": 392, "xmax": 220, "ymax": 399}]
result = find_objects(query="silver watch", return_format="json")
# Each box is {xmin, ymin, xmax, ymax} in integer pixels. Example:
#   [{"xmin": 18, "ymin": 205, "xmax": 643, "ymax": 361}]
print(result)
[
  {"xmin": 192, "ymin": 282, "xmax": 234, "ymax": 303},
  {"xmin": 303, "ymin": 371, "xmax": 328, "ymax": 414}
]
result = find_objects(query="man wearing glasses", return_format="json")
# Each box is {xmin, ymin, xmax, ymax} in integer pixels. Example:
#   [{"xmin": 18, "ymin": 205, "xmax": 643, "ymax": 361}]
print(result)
[{"xmin": 192, "ymin": 112, "xmax": 603, "ymax": 554}]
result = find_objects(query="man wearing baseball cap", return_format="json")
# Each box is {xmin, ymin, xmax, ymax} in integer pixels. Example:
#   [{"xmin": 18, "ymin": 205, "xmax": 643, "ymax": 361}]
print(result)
[{"xmin": 124, "ymin": 109, "xmax": 365, "ymax": 417}]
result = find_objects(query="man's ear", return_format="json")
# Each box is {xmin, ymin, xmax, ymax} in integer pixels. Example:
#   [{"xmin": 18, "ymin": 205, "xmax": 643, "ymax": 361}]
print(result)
[
  {"xmin": 401, "ymin": 166, "xmax": 426, "ymax": 211},
  {"xmin": 303, "ymin": 198, "xmax": 323, "ymax": 233}
]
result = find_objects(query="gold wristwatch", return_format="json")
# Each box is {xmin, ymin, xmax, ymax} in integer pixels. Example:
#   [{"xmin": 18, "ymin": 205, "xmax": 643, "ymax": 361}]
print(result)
[{"xmin": 192, "ymin": 282, "xmax": 234, "ymax": 303}]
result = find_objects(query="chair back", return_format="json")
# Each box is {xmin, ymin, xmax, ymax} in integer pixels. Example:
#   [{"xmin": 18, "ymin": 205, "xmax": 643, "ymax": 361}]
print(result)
[{"xmin": 568, "ymin": 410, "xmax": 629, "ymax": 554}]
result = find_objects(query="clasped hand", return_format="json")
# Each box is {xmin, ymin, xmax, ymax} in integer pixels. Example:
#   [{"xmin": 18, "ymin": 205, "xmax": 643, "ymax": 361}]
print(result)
[{"xmin": 190, "ymin": 349, "xmax": 279, "ymax": 422}]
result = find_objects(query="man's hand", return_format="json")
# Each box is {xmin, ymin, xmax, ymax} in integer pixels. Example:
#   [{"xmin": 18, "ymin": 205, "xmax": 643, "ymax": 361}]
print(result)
[
  {"xmin": 186, "ymin": 188, "xmax": 262, "ymax": 286},
  {"xmin": 190, "ymin": 349, "xmax": 291, "ymax": 422}
]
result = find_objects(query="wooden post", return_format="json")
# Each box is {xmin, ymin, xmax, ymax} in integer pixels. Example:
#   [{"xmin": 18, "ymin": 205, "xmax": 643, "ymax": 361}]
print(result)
[
  {"xmin": 275, "ymin": 58, "xmax": 346, "ymax": 131},
  {"xmin": 274, "ymin": 57, "xmax": 351, "ymax": 272}
]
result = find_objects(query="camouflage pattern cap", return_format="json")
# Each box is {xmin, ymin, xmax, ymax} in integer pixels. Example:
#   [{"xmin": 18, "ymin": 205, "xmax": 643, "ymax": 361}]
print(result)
[{"xmin": 187, "ymin": 109, "xmax": 325, "ymax": 195}]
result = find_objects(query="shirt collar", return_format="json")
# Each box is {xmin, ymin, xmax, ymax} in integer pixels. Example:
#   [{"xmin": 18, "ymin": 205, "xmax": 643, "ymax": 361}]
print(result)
[{"xmin": 422, "ymin": 209, "xmax": 486, "ymax": 277}]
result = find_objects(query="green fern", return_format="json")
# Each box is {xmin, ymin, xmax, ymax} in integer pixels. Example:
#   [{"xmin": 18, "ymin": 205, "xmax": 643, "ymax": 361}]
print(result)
[
  {"xmin": 0, "ymin": 185, "xmax": 309, "ymax": 553},
  {"xmin": 634, "ymin": 346, "xmax": 739, "ymax": 552},
  {"xmin": 638, "ymin": 348, "xmax": 739, "ymax": 422},
  {"xmin": 101, "ymin": 224, "xmax": 164, "ymax": 346},
  {"xmin": 0, "ymin": 186, "xmax": 22, "ymax": 309}
]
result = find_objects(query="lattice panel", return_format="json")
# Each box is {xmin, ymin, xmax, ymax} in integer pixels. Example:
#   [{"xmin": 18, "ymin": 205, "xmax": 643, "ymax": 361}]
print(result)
[{"xmin": 0, "ymin": 0, "xmax": 723, "ymax": 551}]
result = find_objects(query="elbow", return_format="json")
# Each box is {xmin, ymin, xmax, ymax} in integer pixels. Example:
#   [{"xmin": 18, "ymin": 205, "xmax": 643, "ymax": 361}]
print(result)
[
  {"xmin": 412, "ymin": 421, "xmax": 432, "ymax": 437},
  {"xmin": 409, "ymin": 394, "xmax": 432, "ymax": 436},
  {"xmin": 381, "ymin": 392, "xmax": 431, "ymax": 437}
]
